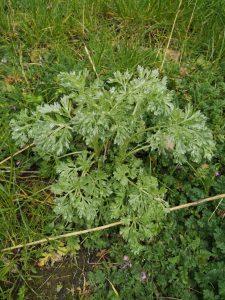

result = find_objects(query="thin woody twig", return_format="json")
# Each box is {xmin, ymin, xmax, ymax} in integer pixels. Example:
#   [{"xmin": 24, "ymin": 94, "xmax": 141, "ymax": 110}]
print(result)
[
  {"xmin": 169, "ymin": 193, "xmax": 225, "ymax": 211},
  {"xmin": 0, "ymin": 143, "xmax": 34, "ymax": 166},
  {"xmin": 2, "ymin": 194, "xmax": 225, "ymax": 252},
  {"xmin": 2, "ymin": 221, "xmax": 123, "ymax": 252}
]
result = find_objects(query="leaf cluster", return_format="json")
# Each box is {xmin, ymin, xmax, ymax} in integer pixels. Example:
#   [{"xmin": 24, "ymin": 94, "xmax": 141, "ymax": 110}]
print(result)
[{"xmin": 10, "ymin": 67, "xmax": 215, "ymax": 252}]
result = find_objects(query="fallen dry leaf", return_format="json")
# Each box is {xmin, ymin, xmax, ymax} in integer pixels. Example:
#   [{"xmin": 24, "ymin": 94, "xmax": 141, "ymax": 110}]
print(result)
[
  {"xmin": 4, "ymin": 75, "xmax": 24, "ymax": 84},
  {"xmin": 36, "ymin": 243, "xmax": 69, "ymax": 267},
  {"xmin": 201, "ymin": 163, "xmax": 209, "ymax": 169},
  {"xmin": 165, "ymin": 49, "xmax": 180, "ymax": 63},
  {"xmin": 96, "ymin": 249, "xmax": 109, "ymax": 261}
]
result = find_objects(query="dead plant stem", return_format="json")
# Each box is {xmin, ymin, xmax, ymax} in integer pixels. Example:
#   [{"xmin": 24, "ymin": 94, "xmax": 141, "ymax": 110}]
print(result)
[
  {"xmin": 2, "ymin": 194, "xmax": 225, "ymax": 252},
  {"xmin": 0, "ymin": 143, "xmax": 34, "ymax": 166}
]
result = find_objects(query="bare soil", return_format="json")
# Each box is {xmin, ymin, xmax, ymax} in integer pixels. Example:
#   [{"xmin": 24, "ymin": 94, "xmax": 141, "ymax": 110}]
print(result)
[{"xmin": 25, "ymin": 250, "xmax": 96, "ymax": 300}]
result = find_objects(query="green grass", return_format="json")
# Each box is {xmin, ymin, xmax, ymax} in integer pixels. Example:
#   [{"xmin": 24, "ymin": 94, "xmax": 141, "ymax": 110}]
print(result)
[{"xmin": 0, "ymin": 0, "xmax": 225, "ymax": 299}]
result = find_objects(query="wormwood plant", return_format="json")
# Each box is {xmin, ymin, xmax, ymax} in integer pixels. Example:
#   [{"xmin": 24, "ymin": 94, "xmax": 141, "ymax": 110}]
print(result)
[{"xmin": 10, "ymin": 67, "xmax": 215, "ymax": 253}]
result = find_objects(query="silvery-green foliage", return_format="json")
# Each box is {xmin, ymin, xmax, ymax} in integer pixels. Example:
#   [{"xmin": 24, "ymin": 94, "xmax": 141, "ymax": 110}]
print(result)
[
  {"xmin": 52, "ymin": 151, "xmax": 111, "ymax": 225},
  {"xmin": 57, "ymin": 69, "xmax": 89, "ymax": 92},
  {"xmin": 111, "ymin": 159, "xmax": 167, "ymax": 254},
  {"xmin": 10, "ymin": 109, "xmax": 38, "ymax": 148},
  {"xmin": 11, "ymin": 97, "xmax": 73, "ymax": 157},
  {"xmin": 10, "ymin": 67, "xmax": 215, "ymax": 253},
  {"xmin": 149, "ymin": 105, "xmax": 215, "ymax": 163}
]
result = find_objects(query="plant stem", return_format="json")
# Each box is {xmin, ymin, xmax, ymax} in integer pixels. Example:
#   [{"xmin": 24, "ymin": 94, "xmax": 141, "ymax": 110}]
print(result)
[
  {"xmin": 0, "ymin": 143, "xmax": 34, "ymax": 166},
  {"xmin": 2, "ymin": 221, "xmax": 123, "ymax": 252},
  {"xmin": 92, "ymin": 137, "xmax": 101, "ymax": 158},
  {"xmin": 127, "ymin": 144, "xmax": 151, "ymax": 156},
  {"xmin": 2, "ymin": 193, "xmax": 225, "ymax": 252},
  {"xmin": 169, "ymin": 193, "xmax": 225, "ymax": 211},
  {"xmin": 160, "ymin": 0, "xmax": 183, "ymax": 72}
]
